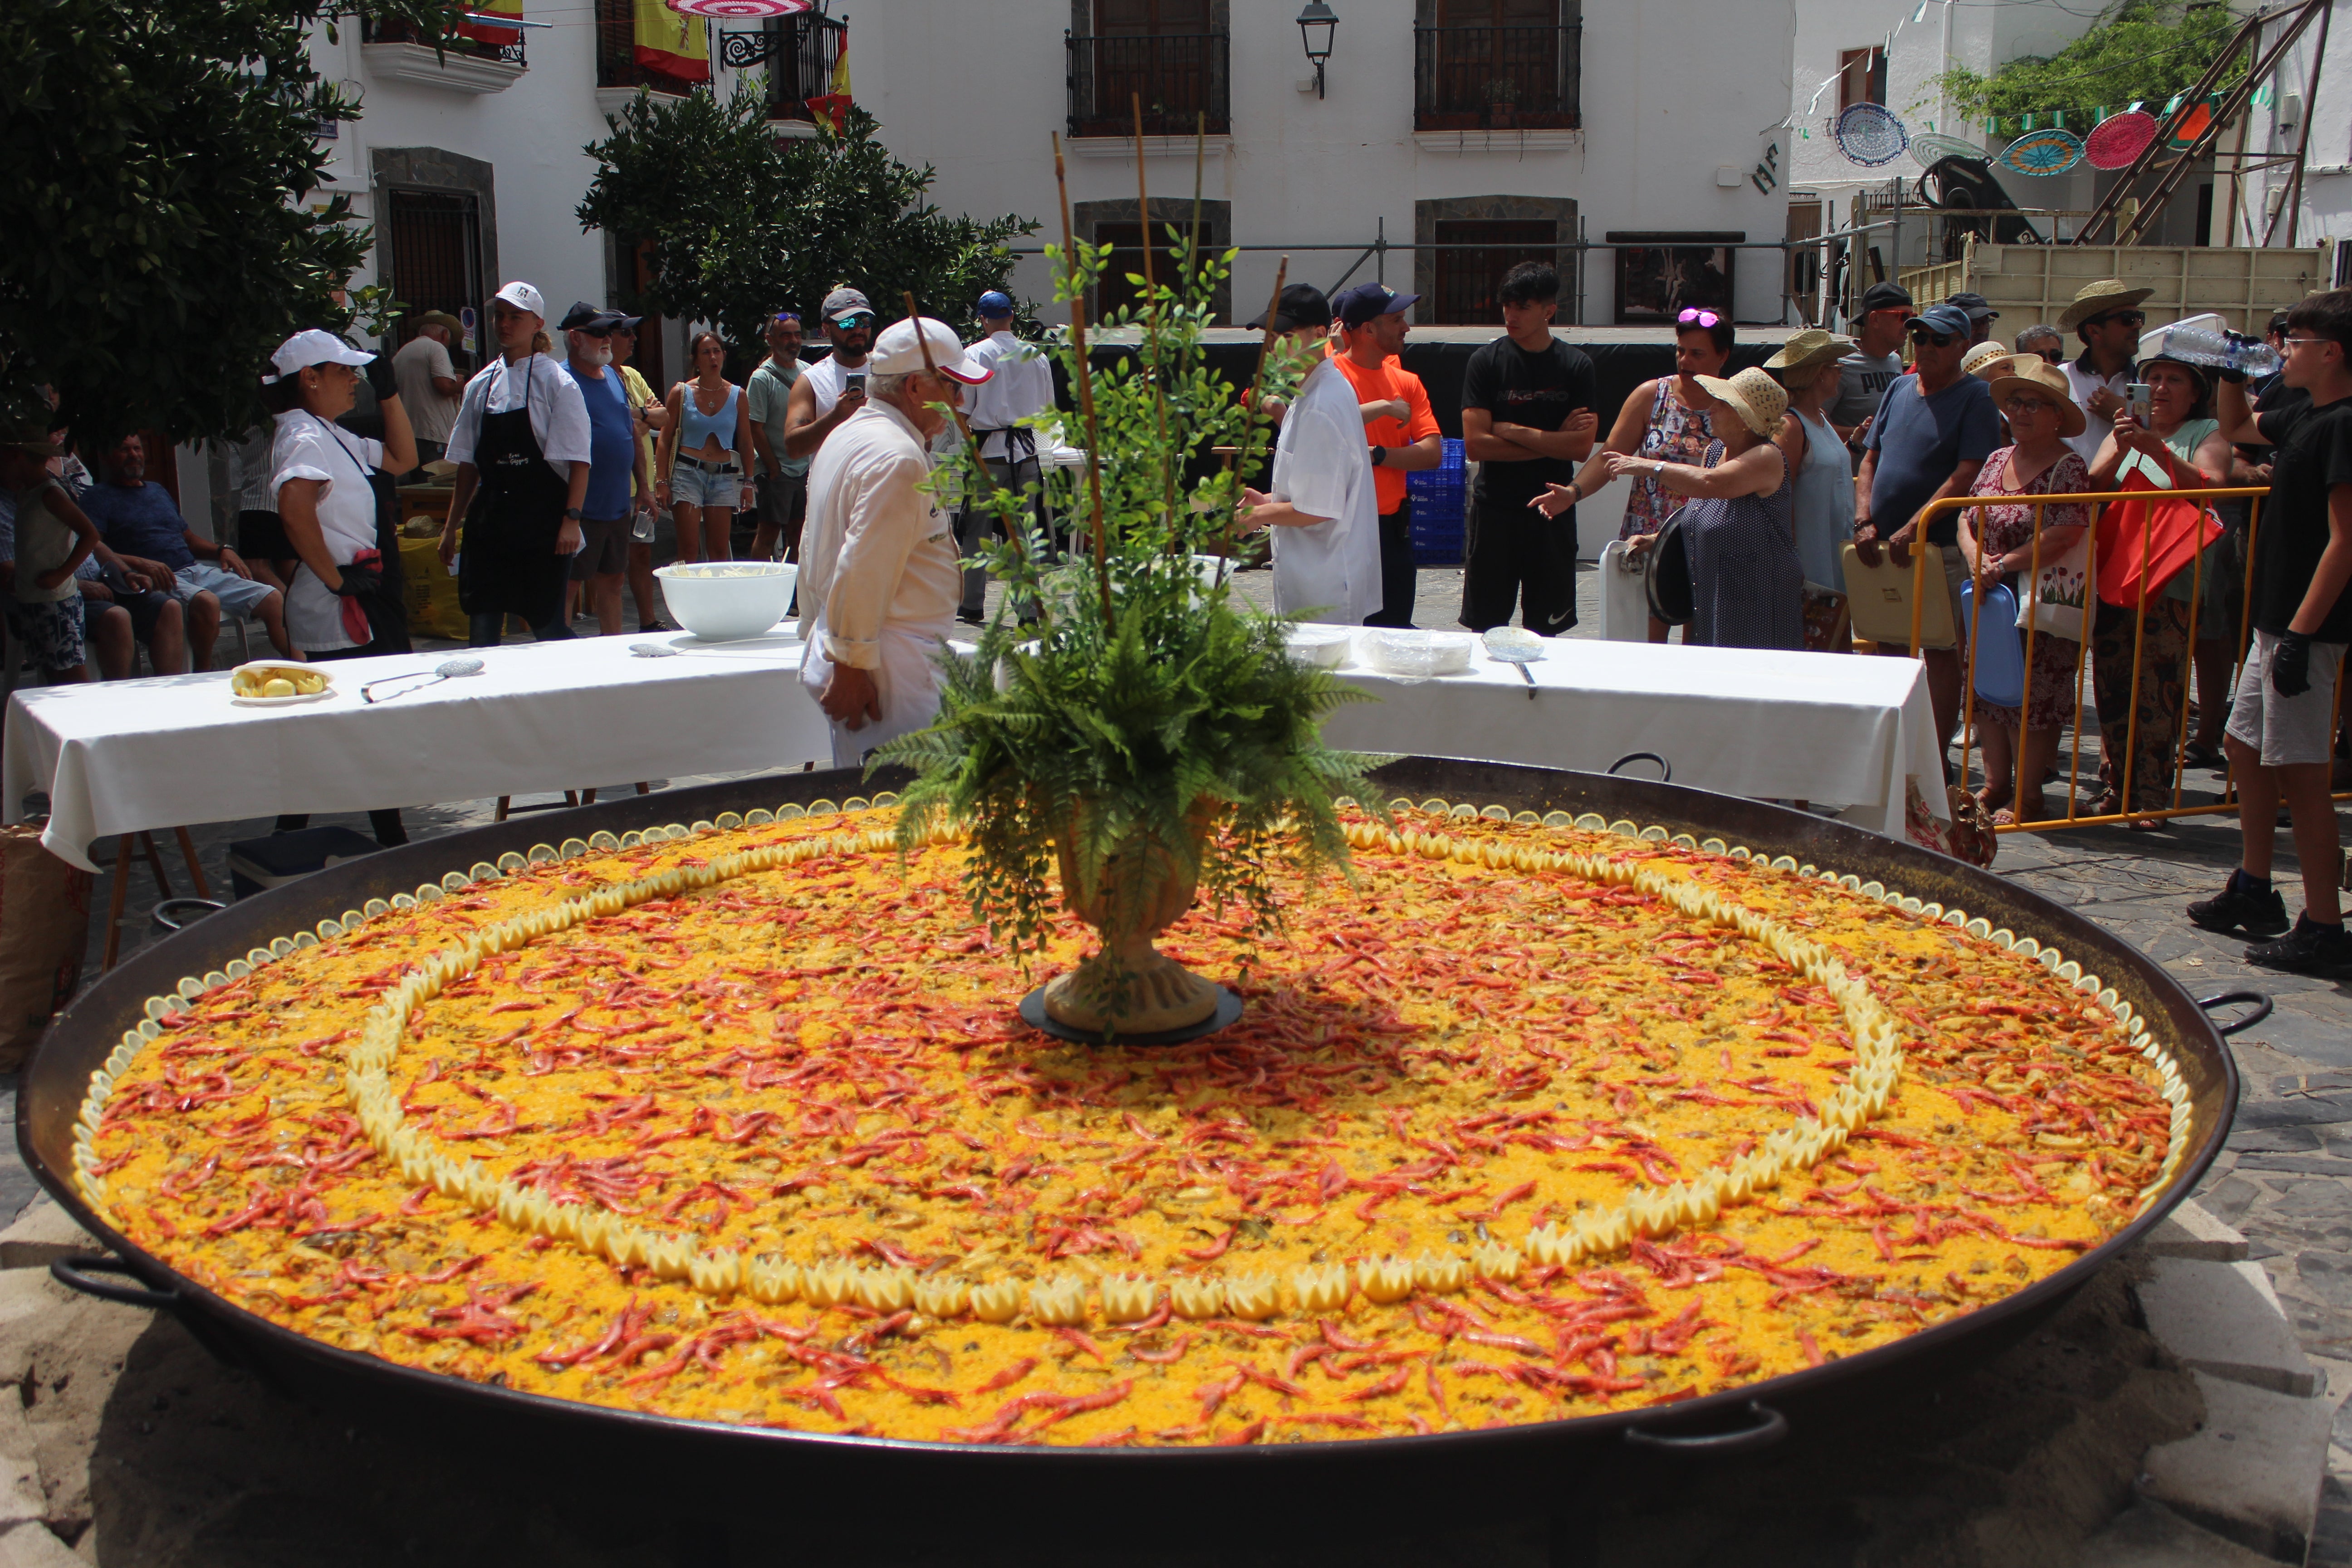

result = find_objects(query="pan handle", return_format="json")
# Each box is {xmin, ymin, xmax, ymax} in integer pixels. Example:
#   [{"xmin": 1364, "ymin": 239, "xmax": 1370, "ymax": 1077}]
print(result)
[
  {"xmin": 2195, "ymin": 991, "xmax": 2273, "ymax": 1037},
  {"xmin": 1623, "ymin": 1400, "xmax": 1787, "ymax": 1456},
  {"xmin": 50, "ymin": 1254, "xmax": 179, "ymax": 1310},
  {"xmin": 1607, "ymin": 752, "xmax": 1672, "ymax": 785}
]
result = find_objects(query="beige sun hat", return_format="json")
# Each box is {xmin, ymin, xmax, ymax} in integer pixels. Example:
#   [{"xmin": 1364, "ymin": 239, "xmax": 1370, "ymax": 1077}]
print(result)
[
  {"xmin": 1763, "ymin": 328, "xmax": 1854, "ymax": 373},
  {"xmin": 1961, "ymin": 341, "xmax": 2017, "ymax": 380},
  {"xmin": 1988, "ymin": 361, "xmax": 2087, "ymax": 439},
  {"xmin": 1694, "ymin": 366, "xmax": 1791, "ymax": 438},
  {"xmin": 2056, "ymin": 278, "xmax": 2156, "ymax": 332}
]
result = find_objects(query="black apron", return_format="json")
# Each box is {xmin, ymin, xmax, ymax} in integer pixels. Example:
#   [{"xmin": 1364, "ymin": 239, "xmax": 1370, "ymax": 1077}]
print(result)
[
  {"xmin": 458, "ymin": 359, "xmax": 571, "ymax": 627},
  {"xmin": 304, "ymin": 413, "xmax": 414, "ymax": 657}
]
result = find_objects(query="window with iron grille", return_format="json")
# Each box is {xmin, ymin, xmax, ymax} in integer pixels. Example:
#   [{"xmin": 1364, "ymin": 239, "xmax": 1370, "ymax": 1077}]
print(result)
[
  {"xmin": 1429, "ymin": 219, "xmax": 1557, "ymax": 324},
  {"xmin": 1414, "ymin": 0, "xmax": 1579, "ymax": 132},
  {"xmin": 763, "ymin": 13, "xmax": 847, "ymax": 123},
  {"xmin": 1068, "ymin": 0, "xmax": 1229, "ymax": 137},
  {"xmin": 386, "ymin": 190, "xmax": 485, "ymax": 369},
  {"xmin": 597, "ymin": 0, "xmax": 698, "ymax": 93}
]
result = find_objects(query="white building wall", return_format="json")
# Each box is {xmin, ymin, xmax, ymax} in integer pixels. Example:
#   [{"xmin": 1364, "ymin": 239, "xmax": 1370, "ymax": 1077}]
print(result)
[
  {"xmin": 2239, "ymin": 0, "xmax": 2352, "ymax": 268},
  {"xmin": 851, "ymin": 0, "xmax": 1796, "ymax": 327}
]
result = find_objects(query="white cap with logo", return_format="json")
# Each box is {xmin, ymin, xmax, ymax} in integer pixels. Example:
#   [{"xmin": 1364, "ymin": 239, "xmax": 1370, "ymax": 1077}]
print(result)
[
  {"xmin": 492, "ymin": 280, "xmax": 546, "ymax": 319},
  {"xmin": 265, "ymin": 328, "xmax": 376, "ymax": 385},
  {"xmin": 868, "ymin": 317, "xmax": 994, "ymax": 384}
]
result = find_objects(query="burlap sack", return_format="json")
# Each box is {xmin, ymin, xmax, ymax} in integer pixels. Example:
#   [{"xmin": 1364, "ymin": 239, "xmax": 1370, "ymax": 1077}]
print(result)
[{"xmin": 0, "ymin": 825, "xmax": 93, "ymax": 1068}]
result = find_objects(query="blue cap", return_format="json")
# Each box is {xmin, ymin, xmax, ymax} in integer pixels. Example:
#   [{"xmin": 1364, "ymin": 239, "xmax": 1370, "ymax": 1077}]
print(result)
[
  {"xmin": 1908, "ymin": 303, "xmax": 1974, "ymax": 340},
  {"xmin": 1332, "ymin": 282, "xmax": 1418, "ymax": 328},
  {"xmin": 977, "ymin": 290, "xmax": 1015, "ymax": 317}
]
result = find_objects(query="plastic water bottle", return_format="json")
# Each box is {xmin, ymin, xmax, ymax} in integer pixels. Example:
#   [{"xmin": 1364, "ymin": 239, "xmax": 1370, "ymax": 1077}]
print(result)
[{"xmin": 2145, "ymin": 314, "xmax": 2283, "ymax": 377}]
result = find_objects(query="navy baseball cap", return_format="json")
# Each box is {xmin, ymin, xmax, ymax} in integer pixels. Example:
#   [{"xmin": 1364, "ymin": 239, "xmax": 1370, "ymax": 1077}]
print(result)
[
  {"xmin": 1333, "ymin": 282, "xmax": 1419, "ymax": 328},
  {"xmin": 1907, "ymin": 303, "xmax": 1974, "ymax": 340},
  {"xmin": 977, "ymin": 290, "xmax": 1015, "ymax": 316}
]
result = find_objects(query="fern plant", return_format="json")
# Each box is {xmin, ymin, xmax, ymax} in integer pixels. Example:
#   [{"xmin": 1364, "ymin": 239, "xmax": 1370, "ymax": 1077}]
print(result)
[{"xmin": 876, "ymin": 215, "xmax": 1387, "ymax": 1007}]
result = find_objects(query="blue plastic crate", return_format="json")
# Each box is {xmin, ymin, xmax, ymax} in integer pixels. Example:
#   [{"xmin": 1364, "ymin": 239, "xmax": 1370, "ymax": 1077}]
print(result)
[{"xmin": 1407, "ymin": 438, "xmax": 1467, "ymax": 567}]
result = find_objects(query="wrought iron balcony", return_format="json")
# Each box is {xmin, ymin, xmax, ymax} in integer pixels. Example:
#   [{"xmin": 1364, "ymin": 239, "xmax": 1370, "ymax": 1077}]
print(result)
[
  {"xmin": 595, "ymin": 0, "xmax": 693, "ymax": 94},
  {"xmin": 757, "ymin": 13, "xmax": 849, "ymax": 124},
  {"xmin": 1065, "ymin": 32, "xmax": 1230, "ymax": 139},
  {"xmin": 363, "ymin": 16, "xmax": 526, "ymax": 69},
  {"xmin": 1413, "ymin": 23, "xmax": 1581, "ymax": 132}
]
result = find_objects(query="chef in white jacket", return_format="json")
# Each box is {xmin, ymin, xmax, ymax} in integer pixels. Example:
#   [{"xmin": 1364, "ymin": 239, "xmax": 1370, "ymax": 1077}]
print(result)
[
  {"xmin": 798, "ymin": 315, "xmax": 993, "ymax": 766},
  {"xmin": 1240, "ymin": 284, "xmax": 1382, "ymax": 625}
]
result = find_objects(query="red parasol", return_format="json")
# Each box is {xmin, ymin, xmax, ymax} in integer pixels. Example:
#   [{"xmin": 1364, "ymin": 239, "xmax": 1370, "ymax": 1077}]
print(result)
[
  {"xmin": 2084, "ymin": 110, "xmax": 2157, "ymax": 170},
  {"xmin": 664, "ymin": 0, "xmax": 809, "ymax": 16}
]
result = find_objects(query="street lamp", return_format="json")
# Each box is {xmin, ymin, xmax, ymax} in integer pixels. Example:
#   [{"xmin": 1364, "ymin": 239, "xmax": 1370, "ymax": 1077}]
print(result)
[{"xmin": 1296, "ymin": 0, "xmax": 1337, "ymax": 99}]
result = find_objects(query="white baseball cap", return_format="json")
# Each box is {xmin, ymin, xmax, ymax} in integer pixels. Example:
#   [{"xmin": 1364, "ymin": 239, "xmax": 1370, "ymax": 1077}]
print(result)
[
  {"xmin": 868, "ymin": 317, "xmax": 993, "ymax": 383},
  {"xmin": 492, "ymin": 280, "xmax": 546, "ymax": 318},
  {"xmin": 265, "ymin": 328, "xmax": 376, "ymax": 384}
]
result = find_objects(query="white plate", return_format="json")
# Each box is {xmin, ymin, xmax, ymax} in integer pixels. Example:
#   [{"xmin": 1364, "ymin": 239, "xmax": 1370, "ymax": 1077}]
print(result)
[
  {"xmin": 227, "ymin": 663, "xmax": 337, "ymax": 707},
  {"xmin": 1365, "ymin": 630, "xmax": 1474, "ymax": 677}
]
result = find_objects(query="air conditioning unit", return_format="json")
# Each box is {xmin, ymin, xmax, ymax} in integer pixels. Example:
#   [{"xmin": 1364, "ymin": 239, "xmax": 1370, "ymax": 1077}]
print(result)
[{"xmin": 2279, "ymin": 91, "xmax": 2303, "ymax": 133}]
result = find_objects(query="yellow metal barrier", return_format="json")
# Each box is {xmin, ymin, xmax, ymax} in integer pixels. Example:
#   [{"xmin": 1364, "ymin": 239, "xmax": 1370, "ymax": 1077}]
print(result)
[{"xmin": 1892, "ymin": 485, "xmax": 2348, "ymax": 833}]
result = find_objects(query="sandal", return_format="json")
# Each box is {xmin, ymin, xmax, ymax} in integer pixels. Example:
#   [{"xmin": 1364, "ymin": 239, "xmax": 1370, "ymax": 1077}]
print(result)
[{"xmin": 2181, "ymin": 740, "xmax": 2226, "ymax": 771}]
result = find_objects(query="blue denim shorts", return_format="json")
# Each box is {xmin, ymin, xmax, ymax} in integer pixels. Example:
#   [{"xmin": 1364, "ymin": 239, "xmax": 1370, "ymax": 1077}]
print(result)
[{"xmin": 668, "ymin": 455, "xmax": 744, "ymax": 510}]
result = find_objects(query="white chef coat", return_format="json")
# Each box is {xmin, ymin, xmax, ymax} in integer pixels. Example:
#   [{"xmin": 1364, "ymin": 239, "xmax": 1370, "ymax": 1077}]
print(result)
[
  {"xmin": 444, "ymin": 353, "xmax": 593, "ymax": 481},
  {"xmin": 2059, "ymin": 353, "xmax": 2135, "ymax": 467},
  {"xmin": 798, "ymin": 399, "xmax": 960, "ymax": 765},
  {"xmin": 270, "ymin": 410, "xmax": 384, "ymax": 652},
  {"xmin": 1266, "ymin": 357, "xmax": 1382, "ymax": 624},
  {"xmin": 959, "ymin": 331, "xmax": 1055, "ymax": 461}
]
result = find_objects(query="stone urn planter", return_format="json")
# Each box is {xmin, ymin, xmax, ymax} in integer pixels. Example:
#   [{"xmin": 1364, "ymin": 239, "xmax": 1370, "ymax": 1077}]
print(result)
[{"xmin": 1041, "ymin": 805, "xmax": 1222, "ymax": 1036}]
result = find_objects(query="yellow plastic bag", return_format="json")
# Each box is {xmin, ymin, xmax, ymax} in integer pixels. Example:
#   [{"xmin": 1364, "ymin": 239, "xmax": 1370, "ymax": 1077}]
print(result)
[{"xmin": 400, "ymin": 534, "xmax": 469, "ymax": 641}]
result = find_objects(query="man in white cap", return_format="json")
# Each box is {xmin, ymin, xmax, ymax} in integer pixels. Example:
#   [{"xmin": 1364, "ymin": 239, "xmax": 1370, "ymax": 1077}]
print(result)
[
  {"xmin": 784, "ymin": 286, "xmax": 876, "ymax": 466},
  {"xmin": 798, "ymin": 315, "xmax": 992, "ymax": 765},
  {"xmin": 436, "ymin": 281, "xmax": 593, "ymax": 646}
]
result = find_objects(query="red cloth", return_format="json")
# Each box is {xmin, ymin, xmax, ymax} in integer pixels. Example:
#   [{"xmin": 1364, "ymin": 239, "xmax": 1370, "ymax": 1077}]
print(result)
[
  {"xmin": 340, "ymin": 549, "xmax": 378, "ymax": 647},
  {"xmin": 2092, "ymin": 469, "xmax": 2221, "ymax": 608}
]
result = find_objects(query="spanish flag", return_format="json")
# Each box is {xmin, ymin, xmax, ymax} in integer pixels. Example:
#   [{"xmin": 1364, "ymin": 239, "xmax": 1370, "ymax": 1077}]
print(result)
[
  {"xmin": 806, "ymin": 20, "xmax": 851, "ymax": 131},
  {"xmin": 456, "ymin": 0, "xmax": 522, "ymax": 48},
  {"xmin": 635, "ymin": 0, "xmax": 710, "ymax": 83}
]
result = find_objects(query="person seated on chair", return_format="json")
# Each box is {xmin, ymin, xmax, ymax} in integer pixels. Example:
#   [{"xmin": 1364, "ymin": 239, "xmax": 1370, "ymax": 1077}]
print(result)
[{"xmin": 78, "ymin": 432, "xmax": 293, "ymax": 669}]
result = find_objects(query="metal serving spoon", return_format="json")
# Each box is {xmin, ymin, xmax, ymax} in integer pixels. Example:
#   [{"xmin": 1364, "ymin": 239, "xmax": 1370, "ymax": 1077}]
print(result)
[{"xmin": 361, "ymin": 657, "xmax": 487, "ymax": 705}]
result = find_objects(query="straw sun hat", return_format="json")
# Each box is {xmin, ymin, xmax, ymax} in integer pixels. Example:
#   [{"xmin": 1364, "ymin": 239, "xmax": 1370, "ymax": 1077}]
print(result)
[
  {"xmin": 1960, "ymin": 341, "xmax": 2017, "ymax": 380},
  {"xmin": 2056, "ymin": 278, "xmax": 2155, "ymax": 332},
  {"xmin": 1988, "ymin": 361, "xmax": 2087, "ymax": 439},
  {"xmin": 1762, "ymin": 328, "xmax": 1853, "ymax": 389},
  {"xmin": 1694, "ymin": 366, "xmax": 1790, "ymax": 438}
]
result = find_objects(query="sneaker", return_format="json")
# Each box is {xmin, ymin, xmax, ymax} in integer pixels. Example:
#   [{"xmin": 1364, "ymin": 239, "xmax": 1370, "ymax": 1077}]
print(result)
[
  {"xmin": 2245, "ymin": 914, "xmax": 2352, "ymax": 976},
  {"xmin": 2187, "ymin": 874, "xmax": 2289, "ymax": 937}
]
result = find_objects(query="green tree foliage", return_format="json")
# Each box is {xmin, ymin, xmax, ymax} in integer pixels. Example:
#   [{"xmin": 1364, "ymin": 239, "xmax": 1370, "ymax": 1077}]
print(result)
[
  {"xmin": 579, "ymin": 92, "xmax": 1037, "ymax": 361},
  {"xmin": 0, "ymin": 0, "xmax": 464, "ymax": 441},
  {"xmin": 1935, "ymin": 0, "xmax": 2246, "ymax": 126},
  {"xmin": 878, "ymin": 227, "xmax": 1386, "ymax": 1001}
]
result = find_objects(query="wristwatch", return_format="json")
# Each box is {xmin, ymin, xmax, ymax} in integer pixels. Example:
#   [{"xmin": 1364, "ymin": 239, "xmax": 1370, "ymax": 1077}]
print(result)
[
  {"xmin": 563, "ymin": 507, "xmax": 584, "ymax": 521},
  {"xmin": 1369, "ymin": 446, "xmax": 1386, "ymax": 467}
]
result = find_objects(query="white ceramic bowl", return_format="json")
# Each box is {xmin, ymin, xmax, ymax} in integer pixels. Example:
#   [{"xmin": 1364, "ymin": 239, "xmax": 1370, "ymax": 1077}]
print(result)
[
  {"xmin": 654, "ymin": 562, "xmax": 797, "ymax": 642},
  {"xmin": 1365, "ymin": 630, "xmax": 1474, "ymax": 677},
  {"xmin": 1286, "ymin": 626, "xmax": 1354, "ymax": 668},
  {"xmin": 228, "ymin": 662, "xmax": 336, "ymax": 707}
]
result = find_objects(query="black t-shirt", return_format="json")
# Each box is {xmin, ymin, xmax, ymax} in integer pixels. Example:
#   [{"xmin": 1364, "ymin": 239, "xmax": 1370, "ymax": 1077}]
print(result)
[
  {"xmin": 1461, "ymin": 335, "xmax": 1597, "ymax": 506},
  {"xmin": 2252, "ymin": 392, "xmax": 2352, "ymax": 643}
]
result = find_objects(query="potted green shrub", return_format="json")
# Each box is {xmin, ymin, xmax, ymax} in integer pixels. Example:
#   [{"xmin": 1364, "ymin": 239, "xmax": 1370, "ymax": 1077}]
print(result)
[
  {"xmin": 879, "ymin": 192, "xmax": 1385, "ymax": 1040},
  {"xmin": 1484, "ymin": 77, "xmax": 1520, "ymax": 128}
]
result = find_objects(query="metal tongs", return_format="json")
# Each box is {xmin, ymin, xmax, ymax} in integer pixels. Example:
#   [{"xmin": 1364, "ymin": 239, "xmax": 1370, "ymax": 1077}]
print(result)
[{"xmin": 361, "ymin": 657, "xmax": 487, "ymax": 705}]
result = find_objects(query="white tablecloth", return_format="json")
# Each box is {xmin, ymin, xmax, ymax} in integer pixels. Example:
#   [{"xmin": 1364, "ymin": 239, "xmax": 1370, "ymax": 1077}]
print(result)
[
  {"xmin": 1318, "ymin": 629, "xmax": 1946, "ymax": 840},
  {"xmin": 5, "ymin": 624, "xmax": 1946, "ymax": 875},
  {"xmin": 4, "ymin": 632, "xmax": 838, "ymax": 872}
]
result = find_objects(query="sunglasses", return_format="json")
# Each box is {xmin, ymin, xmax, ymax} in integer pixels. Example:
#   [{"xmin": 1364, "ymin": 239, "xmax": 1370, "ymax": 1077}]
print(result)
[
  {"xmin": 2087, "ymin": 311, "xmax": 2146, "ymax": 328},
  {"xmin": 833, "ymin": 314, "xmax": 875, "ymax": 329},
  {"xmin": 1909, "ymin": 330, "xmax": 1959, "ymax": 348},
  {"xmin": 1676, "ymin": 309, "xmax": 1722, "ymax": 328}
]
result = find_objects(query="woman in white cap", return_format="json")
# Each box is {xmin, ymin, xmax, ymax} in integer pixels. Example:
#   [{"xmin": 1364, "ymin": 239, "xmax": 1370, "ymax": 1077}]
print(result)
[
  {"xmin": 1763, "ymin": 329, "xmax": 1855, "ymax": 598},
  {"xmin": 436, "ymin": 282, "xmax": 593, "ymax": 646},
  {"xmin": 262, "ymin": 326, "xmax": 420, "ymax": 843},
  {"xmin": 1961, "ymin": 362, "xmax": 2092, "ymax": 825}
]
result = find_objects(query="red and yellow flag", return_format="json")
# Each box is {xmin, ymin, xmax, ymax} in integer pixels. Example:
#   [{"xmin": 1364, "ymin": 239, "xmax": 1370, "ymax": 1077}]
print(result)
[
  {"xmin": 456, "ymin": 0, "xmax": 522, "ymax": 48},
  {"xmin": 635, "ymin": 0, "xmax": 710, "ymax": 83},
  {"xmin": 806, "ymin": 20, "xmax": 851, "ymax": 131}
]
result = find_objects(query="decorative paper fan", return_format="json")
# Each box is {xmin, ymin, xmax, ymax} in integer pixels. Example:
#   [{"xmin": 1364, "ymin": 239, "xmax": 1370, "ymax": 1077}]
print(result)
[
  {"xmin": 1998, "ymin": 128, "xmax": 2083, "ymax": 175},
  {"xmin": 1909, "ymin": 132, "xmax": 1984, "ymax": 168},
  {"xmin": 665, "ymin": 0, "xmax": 808, "ymax": 16},
  {"xmin": 1835, "ymin": 103, "xmax": 1910, "ymax": 167},
  {"xmin": 2085, "ymin": 109, "xmax": 2157, "ymax": 169}
]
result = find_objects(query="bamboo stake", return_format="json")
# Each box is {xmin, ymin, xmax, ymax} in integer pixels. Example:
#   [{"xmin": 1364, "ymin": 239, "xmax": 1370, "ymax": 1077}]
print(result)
[
  {"xmin": 1133, "ymin": 93, "xmax": 1177, "ymax": 534},
  {"xmin": 1223, "ymin": 257, "xmax": 1291, "ymax": 556},
  {"xmin": 1052, "ymin": 132, "xmax": 1114, "ymax": 622}
]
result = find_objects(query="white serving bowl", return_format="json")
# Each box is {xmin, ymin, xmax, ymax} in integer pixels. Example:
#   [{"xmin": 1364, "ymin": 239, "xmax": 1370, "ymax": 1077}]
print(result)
[
  {"xmin": 1286, "ymin": 626, "xmax": 1354, "ymax": 668},
  {"xmin": 654, "ymin": 562, "xmax": 797, "ymax": 642},
  {"xmin": 1365, "ymin": 629, "xmax": 1474, "ymax": 677}
]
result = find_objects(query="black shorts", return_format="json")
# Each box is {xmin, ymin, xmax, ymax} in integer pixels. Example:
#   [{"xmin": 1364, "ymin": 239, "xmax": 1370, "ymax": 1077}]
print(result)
[
  {"xmin": 568, "ymin": 515, "xmax": 631, "ymax": 580},
  {"xmin": 757, "ymin": 473, "xmax": 808, "ymax": 531}
]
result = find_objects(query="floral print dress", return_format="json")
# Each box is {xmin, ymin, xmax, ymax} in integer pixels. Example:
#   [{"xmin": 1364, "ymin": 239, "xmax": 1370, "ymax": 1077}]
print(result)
[
  {"xmin": 1965, "ymin": 446, "xmax": 2090, "ymax": 732},
  {"xmin": 1619, "ymin": 378, "xmax": 1716, "ymax": 540}
]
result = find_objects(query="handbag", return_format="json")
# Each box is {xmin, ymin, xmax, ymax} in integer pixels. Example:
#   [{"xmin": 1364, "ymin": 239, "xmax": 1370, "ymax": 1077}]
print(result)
[
  {"xmin": 1645, "ymin": 509, "xmax": 1695, "ymax": 628},
  {"xmin": 2094, "ymin": 466, "xmax": 2223, "ymax": 609},
  {"xmin": 2013, "ymin": 527, "xmax": 2091, "ymax": 642},
  {"xmin": 1596, "ymin": 539, "xmax": 1651, "ymax": 642}
]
